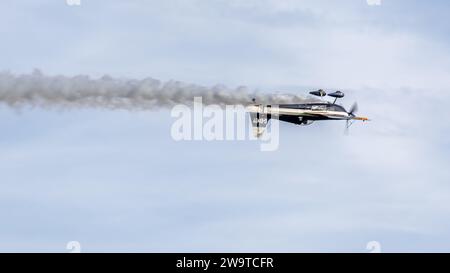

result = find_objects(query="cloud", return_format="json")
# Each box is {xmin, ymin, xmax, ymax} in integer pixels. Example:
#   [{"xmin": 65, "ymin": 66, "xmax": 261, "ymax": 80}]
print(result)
[{"xmin": 1, "ymin": 0, "xmax": 450, "ymax": 252}]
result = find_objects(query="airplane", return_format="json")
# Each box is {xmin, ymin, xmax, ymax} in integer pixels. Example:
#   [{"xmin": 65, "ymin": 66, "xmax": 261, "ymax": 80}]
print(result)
[{"xmin": 247, "ymin": 89, "xmax": 369, "ymax": 137}]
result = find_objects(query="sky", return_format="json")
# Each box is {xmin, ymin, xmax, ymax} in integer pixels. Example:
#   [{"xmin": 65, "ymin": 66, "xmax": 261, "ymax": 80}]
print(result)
[{"xmin": 0, "ymin": 0, "xmax": 450, "ymax": 252}]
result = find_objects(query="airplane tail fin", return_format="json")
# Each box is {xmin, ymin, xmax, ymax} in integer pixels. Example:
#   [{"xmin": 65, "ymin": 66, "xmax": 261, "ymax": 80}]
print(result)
[{"xmin": 250, "ymin": 112, "xmax": 270, "ymax": 138}]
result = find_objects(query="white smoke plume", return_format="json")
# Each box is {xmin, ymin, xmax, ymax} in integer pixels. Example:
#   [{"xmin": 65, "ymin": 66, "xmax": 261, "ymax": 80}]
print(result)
[{"xmin": 0, "ymin": 70, "xmax": 316, "ymax": 110}]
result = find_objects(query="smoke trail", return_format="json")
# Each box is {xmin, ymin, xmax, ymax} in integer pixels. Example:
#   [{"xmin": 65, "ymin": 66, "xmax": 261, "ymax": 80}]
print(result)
[{"xmin": 0, "ymin": 70, "xmax": 317, "ymax": 110}]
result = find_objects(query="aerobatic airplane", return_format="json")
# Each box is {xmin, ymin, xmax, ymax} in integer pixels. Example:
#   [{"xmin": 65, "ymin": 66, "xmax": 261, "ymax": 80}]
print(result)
[{"xmin": 247, "ymin": 89, "xmax": 369, "ymax": 137}]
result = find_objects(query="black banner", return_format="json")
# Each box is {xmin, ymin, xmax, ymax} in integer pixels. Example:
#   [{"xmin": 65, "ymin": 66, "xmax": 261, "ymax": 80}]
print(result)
[{"xmin": 0, "ymin": 253, "xmax": 445, "ymax": 272}]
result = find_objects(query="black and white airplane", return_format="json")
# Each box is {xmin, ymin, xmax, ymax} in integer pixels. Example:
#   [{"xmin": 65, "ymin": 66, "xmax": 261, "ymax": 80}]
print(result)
[{"xmin": 247, "ymin": 89, "xmax": 369, "ymax": 137}]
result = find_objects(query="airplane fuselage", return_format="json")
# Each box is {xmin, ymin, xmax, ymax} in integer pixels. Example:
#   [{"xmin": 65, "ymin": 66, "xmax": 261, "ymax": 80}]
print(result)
[
  {"xmin": 247, "ymin": 102, "xmax": 352, "ymax": 126},
  {"xmin": 246, "ymin": 91, "xmax": 369, "ymax": 137}
]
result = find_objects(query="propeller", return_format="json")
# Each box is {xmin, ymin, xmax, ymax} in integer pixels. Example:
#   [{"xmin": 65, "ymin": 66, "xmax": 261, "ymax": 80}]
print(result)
[
  {"xmin": 345, "ymin": 102, "xmax": 358, "ymax": 135},
  {"xmin": 349, "ymin": 102, "xmax": 358, "ymax": 115}
]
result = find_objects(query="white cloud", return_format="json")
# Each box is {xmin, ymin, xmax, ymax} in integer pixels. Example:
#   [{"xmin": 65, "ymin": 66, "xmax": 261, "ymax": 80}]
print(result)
[{"xmin": 1, "ymin": 0, "xmax": 450, "ymax": 252}]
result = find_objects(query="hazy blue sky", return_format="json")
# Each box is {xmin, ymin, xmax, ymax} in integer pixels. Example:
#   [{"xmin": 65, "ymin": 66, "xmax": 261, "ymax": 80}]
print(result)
[{"xmin": 1, "ymin": 0, "xmax": 450, "ymax": 252}]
